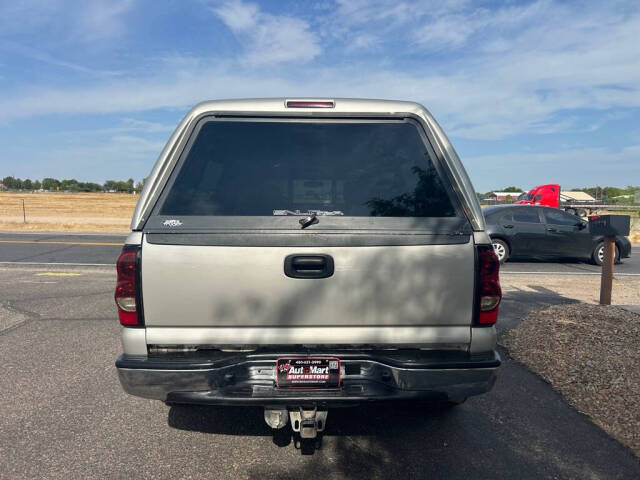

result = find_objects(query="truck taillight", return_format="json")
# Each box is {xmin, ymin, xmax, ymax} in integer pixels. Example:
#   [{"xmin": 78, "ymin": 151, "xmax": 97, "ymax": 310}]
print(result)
[
  {"xmin": 115, "ymin": 246, "xmax": 142, "ymax": 326},
  {"xmin": 476, "ymin": 245, "xmax": 501, "ymax": 325}
]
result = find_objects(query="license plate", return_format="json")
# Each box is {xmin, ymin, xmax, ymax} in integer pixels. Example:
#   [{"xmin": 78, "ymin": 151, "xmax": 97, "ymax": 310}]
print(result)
[{"xmin": 276, "ymin": 357, "xmax": 341, "ymax": 388}]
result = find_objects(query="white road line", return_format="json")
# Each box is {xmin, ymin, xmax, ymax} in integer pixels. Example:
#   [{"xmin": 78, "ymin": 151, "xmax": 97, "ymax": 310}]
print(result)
[
  {"xmin": 0, "ymin": 261, "xmax": 114, "ymax": 266},
  {"xmin": 502, "ymin": 271, "xmax": 640, "ymax": 276}
]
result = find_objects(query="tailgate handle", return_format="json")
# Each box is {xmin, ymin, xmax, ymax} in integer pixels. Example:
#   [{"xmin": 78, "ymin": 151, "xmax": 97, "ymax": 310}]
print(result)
[{"xmin": 284, "ymin": 255, "xmax": 334, "ymax": 279}]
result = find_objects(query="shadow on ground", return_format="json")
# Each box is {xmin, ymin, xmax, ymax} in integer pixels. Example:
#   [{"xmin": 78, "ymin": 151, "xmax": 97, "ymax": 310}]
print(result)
[
  {"xmin": 166, "ymin": 367, "xmax": 640, "ymax": 479},
  {"xmin": 167, "ymin": 400, "xmax": 453, "ymax": 438},
  {"xmin": 163, "ymin": 281, "xmax": 640, "ymax": 479},
  {"xmin": 160, "ymin": 249, "xmax": 640, "ymax": 478},
  {"xmin": 498, "ymin": 285, "xmax": 579, "ymax": 333}
]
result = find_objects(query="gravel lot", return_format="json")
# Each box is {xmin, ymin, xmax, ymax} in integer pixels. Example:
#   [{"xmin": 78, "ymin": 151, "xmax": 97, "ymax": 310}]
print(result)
[
  {"xmin": 503, "ymin": 303, "xmax": 640, "ymax": 456},
  {"xmin": 501, "ymin": 274, "xmax": 640, "ymax": 306}
]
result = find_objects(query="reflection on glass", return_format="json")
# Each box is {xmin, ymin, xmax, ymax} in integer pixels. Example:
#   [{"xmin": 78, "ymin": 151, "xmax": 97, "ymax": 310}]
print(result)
[
  {"xmin": 159, "ymin": 120, "xmax": 456, "ymax": 217},
  {"xmin": 366, "ymin": 166, "xmax": 455, "ymax": 217}
]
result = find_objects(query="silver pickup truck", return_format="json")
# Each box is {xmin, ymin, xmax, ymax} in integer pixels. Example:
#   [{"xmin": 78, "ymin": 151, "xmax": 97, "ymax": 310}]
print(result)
[{"xmin": 115, "ymin": 98, "xmax": 501, "ymax": 444}]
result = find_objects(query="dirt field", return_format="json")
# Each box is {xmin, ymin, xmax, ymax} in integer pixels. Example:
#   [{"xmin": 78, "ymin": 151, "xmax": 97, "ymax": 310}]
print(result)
[{"xmin": 0, "ymin": 192, "xmax": 136, "ymax": 232}]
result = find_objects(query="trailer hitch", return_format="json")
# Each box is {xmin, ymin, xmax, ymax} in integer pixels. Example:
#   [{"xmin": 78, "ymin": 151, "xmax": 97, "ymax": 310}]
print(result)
[
  {"xmin": 264, "ymin": 406, "xmax": 328, "ymax": 452},
  {"xmin": 289, "ymin": 406, "xmax": 328, "ymax": 439}
]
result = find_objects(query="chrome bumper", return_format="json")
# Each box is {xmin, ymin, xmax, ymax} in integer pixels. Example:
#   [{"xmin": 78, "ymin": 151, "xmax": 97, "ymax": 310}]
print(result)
[{"xmin": 116, "ymin": 350, "xmax": 500, "ymax": 406}]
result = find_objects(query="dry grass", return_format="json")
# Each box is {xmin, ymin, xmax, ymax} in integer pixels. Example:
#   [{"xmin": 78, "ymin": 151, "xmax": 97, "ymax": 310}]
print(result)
[
  {"xmin": 0, "ymin": 191, "xmax": 137, "ymax": 217},
  {"xmin": 630, "ymin": 218, "xmax": 640, "ymax": 244},
  {"xmin": 0, "ymin": 221, "xmax": 130, "ymax": 232},
  {"xmin": 0, "ymin": 192, "xmax": 136, "ymax": 232}
]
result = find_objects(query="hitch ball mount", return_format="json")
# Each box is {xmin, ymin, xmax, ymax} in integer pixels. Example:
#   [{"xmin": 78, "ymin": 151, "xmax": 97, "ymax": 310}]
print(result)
[{"xmin": 264, "ymin": 406, "xmax": 328, "ymax": 440}]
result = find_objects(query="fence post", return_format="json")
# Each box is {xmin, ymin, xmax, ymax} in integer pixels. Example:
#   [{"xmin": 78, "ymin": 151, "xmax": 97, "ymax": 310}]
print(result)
[
  {"xmin": 599, "ymin": 236, "xmax": 615, "ymax": 305},
  {"xmin": 22, "ymin": 198, "xmax": 26, "ymax": 223}
]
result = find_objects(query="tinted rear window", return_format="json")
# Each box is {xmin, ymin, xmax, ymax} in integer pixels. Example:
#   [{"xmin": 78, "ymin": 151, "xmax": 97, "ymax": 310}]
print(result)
[
  {"xmin": 158, "ymin": 120, "xmax": 456, "ymax": 217},
  {"xmin": 512, "ymin": 209, "xmax": 541, "ymax": 223},
  {"xmin": 544, "ymin": 209, "xmax": 579, "ymax": 226}
]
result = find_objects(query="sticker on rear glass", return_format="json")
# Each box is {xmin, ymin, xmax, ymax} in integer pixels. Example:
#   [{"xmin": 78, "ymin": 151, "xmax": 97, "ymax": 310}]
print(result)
[{"xmin": 163, "ymin": 219, "xmax": 183, "ymax": 227}]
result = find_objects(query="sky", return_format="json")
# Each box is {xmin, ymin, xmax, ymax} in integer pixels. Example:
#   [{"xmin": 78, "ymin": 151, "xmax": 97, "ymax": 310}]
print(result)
[{"xmin": 0, "ymin": 0, "xmax": 639, "ymax": 192}]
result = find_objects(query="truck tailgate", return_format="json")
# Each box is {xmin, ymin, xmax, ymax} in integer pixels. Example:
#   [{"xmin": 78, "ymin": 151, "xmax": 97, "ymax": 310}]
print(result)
[{"xmin": 141, "ymin": 237, "xmax": 475, "ymax": 344}]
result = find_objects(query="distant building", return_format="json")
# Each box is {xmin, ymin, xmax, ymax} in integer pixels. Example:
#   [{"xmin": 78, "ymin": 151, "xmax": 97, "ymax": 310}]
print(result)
[
  {"xmin": 0, "ymin": 182, "xmax": 5, "ymax": 191},
  {"xmin": 484, "ymin": 191, "xmax": 521, "ymax": 202}
]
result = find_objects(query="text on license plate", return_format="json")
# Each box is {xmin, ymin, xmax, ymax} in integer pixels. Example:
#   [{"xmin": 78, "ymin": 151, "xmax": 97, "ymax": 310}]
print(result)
[{"xmin": 276, "ymin": 357, "xmax": 341, "ymax": 388}]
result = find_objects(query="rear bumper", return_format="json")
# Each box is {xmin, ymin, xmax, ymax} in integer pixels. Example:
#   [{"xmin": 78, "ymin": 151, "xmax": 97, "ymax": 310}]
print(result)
[{"xmin": 116, "ymin": 350, "xmax": 500, "ymax": 406}]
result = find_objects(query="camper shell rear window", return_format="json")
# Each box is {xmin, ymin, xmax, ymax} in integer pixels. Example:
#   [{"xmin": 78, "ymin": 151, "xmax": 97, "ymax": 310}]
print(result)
[{"xmin": 147, "ymin": 117, "xmax": 469, "ymax": 232}]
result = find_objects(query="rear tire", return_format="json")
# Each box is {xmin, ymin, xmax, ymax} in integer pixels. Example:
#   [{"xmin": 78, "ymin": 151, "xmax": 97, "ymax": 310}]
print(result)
[
  {"xmin": 491, "ymin": 239, "xmax": 509, "ymax": 264},
  {"xmin": 592, "ymin": 242, "xmax": 620, "ymax": 266}
]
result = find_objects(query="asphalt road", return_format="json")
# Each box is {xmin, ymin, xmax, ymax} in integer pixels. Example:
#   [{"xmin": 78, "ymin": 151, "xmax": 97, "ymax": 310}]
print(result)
[
  {"xmin": 0, "ymin": 247, "xmax": 638, "ymax": 477},
  {"xmin": 0, "ymin": 232, "xmax": 638, "ymax": 276},
  {"xmin": 0, "ymin": 232, "xmax": 124, "ymax": 265}
]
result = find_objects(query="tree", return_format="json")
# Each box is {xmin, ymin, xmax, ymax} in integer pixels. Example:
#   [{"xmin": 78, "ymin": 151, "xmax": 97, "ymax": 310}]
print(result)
[
  {"xmin": 502, "ymin": 186, "xmax": 523, "ymax": 192},
  {"xmin": 134, "ymin": 178, "xmax": 145, "ymax": 193},
  {"xmin": 2, "ymin": 176, "xmax": 18, "ymax": 189},
  {"xmin": 33, "ymin": 180, "xmax": 42, "ymax": 190},
  {"xmin": 2, "ymin": 177, "xmax": 24, "ymax": 189},
  {"xmin": 104, "ymin": 179, "xmax": 134, "ymax": 193},
  {"xmin": 60, "ymin": 179, "xmax": 80, "ymax": 191},
  {"xmin": 366, "ymin": 166, "xmax": 455, "ymax": 216},
  {"xmin": 22, "ymin": 179, "xmax": 33, "ymax": 190},
  {"xmin": 42, "ymin": 178, "xmax": 61, "ymax": 191},
  {"xmin": 84, "ymin": 182, "xmax": 103, "ymax": 192}
]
